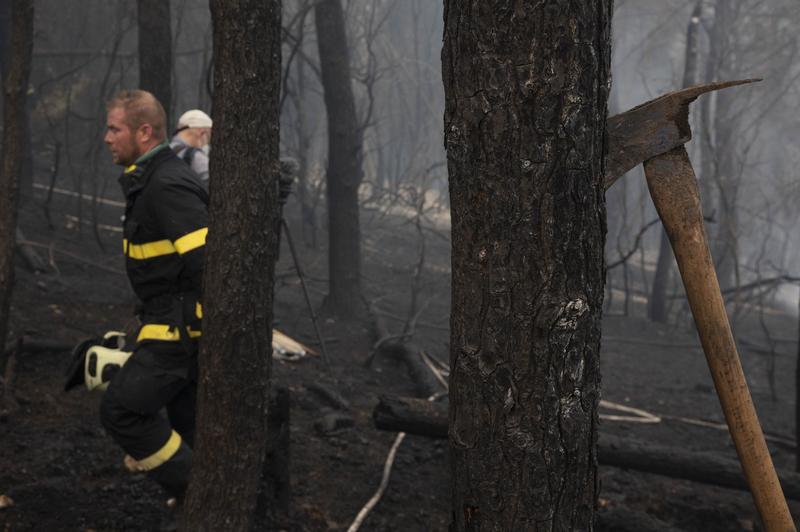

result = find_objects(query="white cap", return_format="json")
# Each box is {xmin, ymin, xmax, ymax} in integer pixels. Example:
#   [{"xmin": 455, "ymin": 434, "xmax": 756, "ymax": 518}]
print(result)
[{"xmin": 176, "ymin": 109, "xmax": 212, "ymax": 130}]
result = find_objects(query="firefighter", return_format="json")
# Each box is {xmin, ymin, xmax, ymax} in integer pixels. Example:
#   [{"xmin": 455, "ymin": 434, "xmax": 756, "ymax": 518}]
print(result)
[{"xmin": 100, "ymin": 89, "xmax": 208, "ymax": 499}]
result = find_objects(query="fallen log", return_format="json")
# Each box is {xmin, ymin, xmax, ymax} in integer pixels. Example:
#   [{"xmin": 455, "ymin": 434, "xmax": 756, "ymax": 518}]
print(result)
[
  {"xmin": 366, "ymin": 298, "xmax": 441, "ymax": 397},
  {"xmin": 374, "ymin": 394, "xmax": 448, "ymax": 438},
  {"xmin": 373, "ymin": 395, "xmax": 800, "ymax": 500}
]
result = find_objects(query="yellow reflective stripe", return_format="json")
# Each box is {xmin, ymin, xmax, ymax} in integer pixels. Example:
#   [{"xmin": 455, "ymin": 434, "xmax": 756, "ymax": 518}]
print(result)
[
  {"xmin": 195, "ymin": 302, "xmax": 203, "ymax": 319},
  {"xmin": 123, "ymin": 238, "xmax": 176, "ymax": 260},
  {"xmin": 174, "ymin": 227, "xmax": 208, "ymax": 255},
  {"xmin": 137, "ymin": 324, "xmax": 202, "ymax": 343},
  {"xmin": 137, "ymin": 430, "xmax": 182, "ymax": 471},
  {"xmin": 124, "ymin": 164, "xmax": 138, "ymax": 174}
]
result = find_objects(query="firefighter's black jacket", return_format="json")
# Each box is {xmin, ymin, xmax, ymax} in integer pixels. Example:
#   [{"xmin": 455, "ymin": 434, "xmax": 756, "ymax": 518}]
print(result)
[{"xmin": 119, "ymin": 144, "xmax": 208, "ymax": 344}]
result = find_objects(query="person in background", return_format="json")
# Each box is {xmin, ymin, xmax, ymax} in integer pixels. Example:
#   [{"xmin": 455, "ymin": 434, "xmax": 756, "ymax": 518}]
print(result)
[{"xmin": 170, "ymin": 109, "xmax": 212, "ymax": 181}]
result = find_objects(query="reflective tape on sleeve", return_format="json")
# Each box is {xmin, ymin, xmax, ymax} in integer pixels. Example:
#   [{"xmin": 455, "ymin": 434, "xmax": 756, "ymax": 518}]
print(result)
[
  {"xmin": 123, "ymin": 239, "xmax": 177, "ymax": 260},
  {"xmin": 137, "ymin": 324, "xmax": 202, "ymax": 343},
  {"xmin": 173, "ymin": 227, "xmax": 208, "ymax": 255}
]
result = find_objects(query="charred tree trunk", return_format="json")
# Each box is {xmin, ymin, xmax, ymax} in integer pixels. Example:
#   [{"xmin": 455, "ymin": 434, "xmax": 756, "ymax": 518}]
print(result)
[
  {"xmin": 314, "ymin": 0, "xmax": 364, "ymax": 319},
  {"xmin": 0, "ymin": 1, "xmax": 32, "ymax": 204},
  {"xmin": 444, "ymin": 2, "xmax": 612, "ymax": 530},
  {"xmin": 649, "ymin": 1, "xmax": 702, "ymax": 322},
  {"xmin": 712, "ymin": 86, "xmax": 739, "ymax": 294},
  {"xmin": 0, "ymin": 0, "xmax": 33, "ymax": 357},
  {"xmin": 796, "ymin": 291, "xmax": 800, "ymax": 473},
  {"xmin": 182, "ymin": 1, "xmax": 281, "ymax": 531},
  {"xmin": 137, "ymin": 0, "xmax": 172, "ymax": 125},
  {"xmin": 254, "ymin": 387, "xmax": 292, "ymax": 529},
  {"xmin": 703, "ymin": 0, "xmax": 739, "ymax": 293}
]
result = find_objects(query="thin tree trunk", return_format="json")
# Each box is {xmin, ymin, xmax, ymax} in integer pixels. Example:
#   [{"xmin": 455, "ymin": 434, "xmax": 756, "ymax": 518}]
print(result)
[
  {"xmin": 137, "ymin": 0, "xmax": 172, "ymax": 125},
  {"xmin": 649, "ymin": 1, "xmax": 703, "ymax": 322},
  {"xmin": 444, "ymin": 2, "xmax": 612, "ymax": 530},
  {"xmin": 314, "ymin": 0, "xmax": 364, "ymax": 319},
  {"xmin": 182, "ymin": 1, "xmax": 281, "ymax": 530},
  {"xmin": 0, "ymin": 0, "xmax": 33, "ymax": 359},
  {"xmin": 0, "ymin": 1, "xmax": 32, "ymax": 204},
  {"xmin": 704, "ymin": 0, "xmax": 740, "ymax": 293},
  {"xmin": 796, "ymin": 289, "xmax": 800, "ymax": 473}
]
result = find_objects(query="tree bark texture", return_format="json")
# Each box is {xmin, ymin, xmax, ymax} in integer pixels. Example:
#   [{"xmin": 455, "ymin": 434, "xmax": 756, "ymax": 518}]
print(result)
[
  {"xmin": 0, "ymin": 0, "xmax": 33, "ymax": 203},
  {"xmin": 443, "ymin": 2, "xmax": 612, "ymax": 530},
  {"xmin": 649, "ymin": 1, "xmax": 702, "ymax": 323},
  {"xmin": 181, "ymin": 1, "xmax": 281, "ymax": 531},
  {"xmin": 314, "ymin": 0, "xmax": 364, "ymax": 319},
  {"xmin": 137, "ymin": 0, "xmax": 172, "ymax": 125},
  {"xmin": 0, "ymin": 0, "xmax": 33, "ymax": 358},
  {"xmin": 254, "ymin": 387, "xmax": 291, "ymax": 529}
]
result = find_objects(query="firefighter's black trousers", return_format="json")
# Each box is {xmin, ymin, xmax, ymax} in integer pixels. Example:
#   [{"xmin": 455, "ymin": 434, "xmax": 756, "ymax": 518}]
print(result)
[{"xmin": 100, "ymin": 340, "xmax": 197, "ymax": 497}]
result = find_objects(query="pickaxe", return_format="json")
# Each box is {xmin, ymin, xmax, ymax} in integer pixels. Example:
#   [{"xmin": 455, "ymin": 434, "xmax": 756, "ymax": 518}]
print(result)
[{"xmin": 606, "ymin": 79, "xmax": 796, "ymax": 531}]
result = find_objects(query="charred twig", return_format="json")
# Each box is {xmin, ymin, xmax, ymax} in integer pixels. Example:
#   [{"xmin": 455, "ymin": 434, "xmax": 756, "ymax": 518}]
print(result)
[
  {"xmin": 364, "ymin": 299, "xmax": 431, "ymax": 368},
  {"xmin": 375, "ymin": 309, "xmax": 448, "ymax": 331},
  {"xmin": 349, "ymin": 355, "xmax": 446, "ymax": 532},
  {"xmin": 720, "ymin": 274, "xmax": 800, "ymax": 296},
  {"xmin": 306, "ymin": 382, "xmax": 350, "ymax": 412},
  {"xmin": 43, "ymin": 142, "xmax": 60, "ymax": 230},
  {"xmin": 607, "ymin": 218, "xmax": 660, "ymax": 270}
]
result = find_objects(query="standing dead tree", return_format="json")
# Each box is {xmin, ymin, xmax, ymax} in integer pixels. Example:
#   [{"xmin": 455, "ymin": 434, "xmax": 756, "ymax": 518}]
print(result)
[
  {"xmin": 648, "ymin": 0, "xmax": 702, "ymax": 322},
  {"xmin": 0, "ymin": 0, "xmax": 33, "ymax": 368},
  {"xmin": 182, "ymin": 0, "xmax": 282, "ymax": 530},
  {"xmin": 137, "ymin": 0, "xmax": 172, "ymax": 124},
  {"xmin": 314, "ymin": 0, "xmax": 365, "ymax": 320},
  {"xmin": 444, "ymin": 2, "xmax": 612, "ymax": 529}
]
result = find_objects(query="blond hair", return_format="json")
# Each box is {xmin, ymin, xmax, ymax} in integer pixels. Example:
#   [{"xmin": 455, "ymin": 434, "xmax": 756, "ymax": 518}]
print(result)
[{"xmin": 106, "ymin": 90, "xmax": 167, "ymax": 141}]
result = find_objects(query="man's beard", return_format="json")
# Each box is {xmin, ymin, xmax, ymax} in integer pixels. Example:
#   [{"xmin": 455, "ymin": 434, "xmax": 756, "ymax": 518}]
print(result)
[{"xmin": 117, "ymin": 138, "xmax": 141, "ymax": 166}]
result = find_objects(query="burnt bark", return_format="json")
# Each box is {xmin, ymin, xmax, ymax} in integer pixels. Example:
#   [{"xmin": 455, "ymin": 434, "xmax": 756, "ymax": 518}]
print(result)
[
  {"xmin": 0, "ymin": 1, "xmax": 32, "ymax": 203},
  {"xmin": 443, "ymin": 2, "xmax": 612, "ymax": 530},
  {"xmin": 649, "ymin": 1, "xmax": 702, "ymax": 322},
  {"xmin": 137, "ymin": 0, "xmax": 172, "ymax": 124},
  {"xmin": 182, "ymin": 1, "xmax": 281, "ymax": 531},
  {"xmin": 0, "ymin": 0, "xmax": 33, "ymax": 356},
  {"xmin": 254, "ymin": 387, "xmax": 292, "ymax": 529},
  {"xmin": 314, "ymin": 0, "xmax": 364, "ymax": 319}
]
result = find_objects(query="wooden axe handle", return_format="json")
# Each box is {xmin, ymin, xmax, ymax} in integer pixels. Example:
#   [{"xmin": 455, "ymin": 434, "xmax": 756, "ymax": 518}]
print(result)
[{"xmin": 644, "ymin": 146, "xmax": 795, "ymax": 532}]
